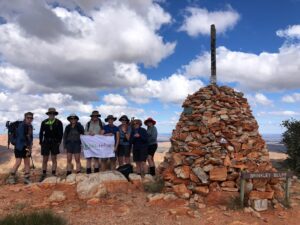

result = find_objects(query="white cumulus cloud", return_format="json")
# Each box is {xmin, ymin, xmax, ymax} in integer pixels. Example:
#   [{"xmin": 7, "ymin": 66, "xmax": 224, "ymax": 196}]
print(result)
[
  {"xmin": 282, "ymin": 93, "xmax": 300, "ymax": 103},
  {"xmin": 183, "ymin": 44, "xmax": 300, "ymax": 91},
  {"xmin": 103, "ymin": 94, "xmax": 128, "ymax": 106},
  {"xmin": 277, "ymin": 25, "xmax": 300, "ymax": 39},
  {"xmin": 179, "ymin": 6, "xmax": 240, "ymax": 36},
  {"xmin": 126, "ymin": 74, "xmax": 204, "ymax": 104}
]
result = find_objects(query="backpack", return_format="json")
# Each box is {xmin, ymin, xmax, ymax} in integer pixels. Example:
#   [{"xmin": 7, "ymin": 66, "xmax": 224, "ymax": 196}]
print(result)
[
  {"xmin": 87, "ymin": 119, "xmax": 103, "ymax": 132},
  {"xmin": 6, "ymin": 121, "xmax": 23, "ymax": 147}
]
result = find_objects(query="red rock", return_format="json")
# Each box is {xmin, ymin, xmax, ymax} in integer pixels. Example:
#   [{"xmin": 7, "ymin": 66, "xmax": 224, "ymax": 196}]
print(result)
[
  {"xmin": 190, "ymin": 171, "xmax": 200, "ymax": 183},
  {"xmin": 223, "ymin": 155, "xmax": 232, "ymax": 167},
  {"xmin": 221, "ymin": 187, "xmax": 238, "ymax": 192},
  {"xmin": 221, "ymin": 181, "xmax": 236, "ymax": 188},
  {"xmin": 249, "ymin": 191, "xmax": 274, "ymax": 200},
  {"xmin": 174, "ymin": 166, "xmax": 191, "ymax": 179},
  {"xmin": 172, "ymin": 184, "xmax": 192, "ymax": 199},
  {"xmin": 210, "ymin": 167, "xmax": 227, "ymax": 181},
  {"xmin": 194, "ymin": 186, "xmax": 209, "ymax": 196},
  {"xmin": 206, "ymin": 191, "xmax": 239, "ymax": 206},
  {"xmin": 188, "ymin": 141, "xmax": 202, "ymax": 147}
]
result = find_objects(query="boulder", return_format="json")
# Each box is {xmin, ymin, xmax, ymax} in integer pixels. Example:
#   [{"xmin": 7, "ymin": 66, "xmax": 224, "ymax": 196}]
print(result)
[
  {"xmin": 76, "ymin": 175, "xmax": 107, "ymax": 200},
  {"xmin": 48, "ymin": 191, "xmax": 66, "ymax": 202},
  {"xmin": 98, "ymin": 171, "xmax": 129, "ymax": 193}
]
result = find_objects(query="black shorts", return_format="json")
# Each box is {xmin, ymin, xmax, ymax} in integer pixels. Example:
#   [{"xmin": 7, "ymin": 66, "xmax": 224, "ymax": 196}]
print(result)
[
  {"xmin": 133, "ymin": 148, "xmax": 148, "ymax": 162},
  {"xmin": 65, "ymin": 142, "xmax": 81, "ymax": 154},
  {"xmin": 41, "ymin": 142, "xmax": 60, "ymax": 156},
  {"xmin": 148, "ymin": 144, "xmax": 158, "ymax": 157},
  {"xmin": 14, "ymin": 147, "xmax": 30, "ymax": 159},
  {"xmin": 117, "ymin": 145, "xmax": 131, "ymax": 157}
]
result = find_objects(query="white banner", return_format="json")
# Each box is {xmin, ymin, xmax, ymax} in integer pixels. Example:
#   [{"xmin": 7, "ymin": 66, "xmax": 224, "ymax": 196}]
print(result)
[{"xmin": 80, "ymin": 135, "xmax": 115, "ymax": 158}]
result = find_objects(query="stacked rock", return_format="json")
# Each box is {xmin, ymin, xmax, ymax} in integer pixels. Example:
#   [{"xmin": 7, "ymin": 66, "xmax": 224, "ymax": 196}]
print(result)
[{"xmin": 159, "ymin": 85, "xmax": 283, "ymax": 204}]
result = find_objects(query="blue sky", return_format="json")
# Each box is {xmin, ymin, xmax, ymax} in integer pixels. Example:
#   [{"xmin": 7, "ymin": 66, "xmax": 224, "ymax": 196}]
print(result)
[{"xmin": 0, "ymin": 0, "xmax": 300, "ymax": 134}]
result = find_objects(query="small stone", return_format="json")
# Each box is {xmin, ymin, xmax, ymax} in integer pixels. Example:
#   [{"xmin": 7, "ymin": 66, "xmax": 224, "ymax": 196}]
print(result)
[
  {"xmin": 147, "ymin": 193, "xmax": 165, "ymax": 203},
  {"xmin": 203, "ymin": 164, "xmax": 214, "ymax": 172},
  {"xmin": 87, "ymin": 198, "xmax": 100, "ymax": 205},
  {"xmin": 251, "ymin": 199, "xmax": 268, "ymax": 211},
  {"xmin": 243, "ymin": 207, "xmax": 254, "ymax": 213},
  {"xmin": 194, "ymin": 186, "xmax": 209, "ymax": 196}
]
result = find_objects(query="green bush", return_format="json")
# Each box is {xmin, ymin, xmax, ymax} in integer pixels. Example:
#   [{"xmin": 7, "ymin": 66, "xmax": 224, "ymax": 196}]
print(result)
[
  {"xmin": 0, "ymin": 210, "xmax": 66, "ymax": 225},
  {"xmin": 281, "ymin": 119, "xmax": 300, "ymax": 172},
  {"xmin": 143, "ymin": 176, "xmax": 165, "ymax": 193}
]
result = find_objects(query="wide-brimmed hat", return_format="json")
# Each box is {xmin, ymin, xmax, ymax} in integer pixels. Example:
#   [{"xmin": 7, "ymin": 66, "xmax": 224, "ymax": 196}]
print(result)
[
  {"xmin": 90, "ymin": 110, "xmax": 101, "ymax": 117},
  {"xmin": 46, "ymin": 107, "xmax": 58, "ymax": 115},
  {"xmin": 105, "ymin": 115, "xmax": 117, "ymax": 122},
  {"xmin": 119, "ymin": 115, "xmax": 130, "ymax": 123},
  {"xmin": 133, "ymin": 119, "xmax": 142, "ymax": 126},
  {"xmin": 67, "ymin": 113, "xmax": 79, "ymax": 121},
  {"xmin": 144, "ymin": 117, "xmax": 156, "ymax": 125}
]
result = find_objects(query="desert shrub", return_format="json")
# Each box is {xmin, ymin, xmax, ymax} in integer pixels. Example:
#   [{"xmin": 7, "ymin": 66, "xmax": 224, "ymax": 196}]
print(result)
[
  {"xmin": 281, "ymin": 119, "xmax": 300, "ymax": 172},
  {"xmin": 143, "ymin": 176, "xmax": 165, "ymax": 193},
  {"xmin": 0, "ymin": 210, "xmax": 66, "ymax": 225}
]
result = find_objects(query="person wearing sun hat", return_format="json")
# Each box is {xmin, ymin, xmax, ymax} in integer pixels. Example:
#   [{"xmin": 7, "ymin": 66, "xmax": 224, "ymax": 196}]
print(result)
[
  {"xmin": 63, "ymin": 113, "xmax": 84, "ymax": 176},
  {"xmin": 144, "ymin": 117, "xmax": 158, "ymax": 176},
  {"xmin": 39, "ymin": 108, "xmax": 63, "ymax": 182},
  {"xmin": 101, "ymin": 115, "xmax": 120, "ymax": 170},
  {"xmin": 130, "ymin": 119, "xmax": 148, "ymax": 176},
  {"xmin": 117, "ymin": 115, "xmax": 132, "ymax": 166},
  {"xmin": 84, "ymin": 110, "xmax": 103, "ymax": 174}
]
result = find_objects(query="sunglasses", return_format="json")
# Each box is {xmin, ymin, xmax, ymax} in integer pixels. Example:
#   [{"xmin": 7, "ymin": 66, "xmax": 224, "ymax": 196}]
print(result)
[
  {"xmin": 48, "ymin": 112, "xmax": 56, "ymax": 115},
  {"xmin": 70, "ymin": 117, "xmax": 77, "ymax": 120},
  {"xmin": 121, "ymin": 119, "xmax": 128, "ymax": 122},
  {"xmin": 26, "ymin": 117, "xmax": 33, "ymax": 120},
  {"xmin": 133, "ymin": 123, "xmax": 139, "ymax": 125}
]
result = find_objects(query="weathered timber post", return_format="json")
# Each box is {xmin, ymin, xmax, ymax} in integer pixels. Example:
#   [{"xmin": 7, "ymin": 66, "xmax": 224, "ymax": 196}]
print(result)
[{"xmin": 210, "ymin": 24, "xmax": 216, "ymax": 85}]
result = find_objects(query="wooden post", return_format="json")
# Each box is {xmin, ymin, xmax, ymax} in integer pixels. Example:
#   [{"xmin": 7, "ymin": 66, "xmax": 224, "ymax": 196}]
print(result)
[
  {"xmin": 240, "ymin": 171, "xmax": 245, "ymax": 207},
  {"xmin": 210, "ymin": 24, "xmax": 216, "ymax": 85}
]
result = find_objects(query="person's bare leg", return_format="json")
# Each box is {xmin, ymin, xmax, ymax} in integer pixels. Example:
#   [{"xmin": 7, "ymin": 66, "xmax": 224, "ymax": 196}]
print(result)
[
  {"xmin": 74, "ymin": 153, "xmax": 81, "ymax": 173},
  {"xmin": 67, "ymin": 153, "xmax": 72, "ymax": 175},
  {"xmin": 94, "ymin": 158, "xmax": 100, "ymax": 173},
  {"xmin": 125, "ymin": 156, "xmax": 130, "ymax": 164},
  {"xmin": 118, "ymin": 157, "xmax": 124, "ymax": 166},
  {"xmin": 42, "ymin": 155, "xmax": 49, "ymax": 173},
  {"xmin": 86, "ymin": 158, "xmax": 92, "ymax": 174},
  {"xmin": 51, "ymin": 155, "xmax": 57, "ymax": 175},
  {"xmin": 147, "ymin": 155, "xmax": 155, "ymax": 167},
  {"xmin": 110, "ymin": 158, "xmax": 116, "ymax": 170},
  {"xmin": 11, "ymin": 158, "xmax": 22, "ymax": 174}
]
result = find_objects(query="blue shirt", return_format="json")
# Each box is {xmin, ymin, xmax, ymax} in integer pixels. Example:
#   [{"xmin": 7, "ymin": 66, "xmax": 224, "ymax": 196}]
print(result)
[{"xmin": 103, "ymin": 125, "xmax": 119, "ymax": 144}]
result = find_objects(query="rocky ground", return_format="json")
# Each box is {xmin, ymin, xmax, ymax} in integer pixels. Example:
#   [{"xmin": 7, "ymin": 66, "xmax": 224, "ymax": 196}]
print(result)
[{"xmin": 1, "ymin": 135, "xmax": 300, "ymax": 225}]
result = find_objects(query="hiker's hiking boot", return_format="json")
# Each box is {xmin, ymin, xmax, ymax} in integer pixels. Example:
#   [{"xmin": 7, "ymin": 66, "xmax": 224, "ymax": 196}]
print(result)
[
  {"xmin": 39, "ymin": 174, "xmax": 47, "ymax": 182},
  {"xmin": 7, "ymin": 175, "xmax": 16, "ymax": 185},
  {"xmin": 24, "ymin": 177, "xmax": 31, "ymax": 185}
]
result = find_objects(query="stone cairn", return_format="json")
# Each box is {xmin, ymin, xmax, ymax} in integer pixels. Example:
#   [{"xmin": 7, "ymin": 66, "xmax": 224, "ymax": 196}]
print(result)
[{"xmin": 159, "ymin": 85, "xmax": 283, "ymax": 207}]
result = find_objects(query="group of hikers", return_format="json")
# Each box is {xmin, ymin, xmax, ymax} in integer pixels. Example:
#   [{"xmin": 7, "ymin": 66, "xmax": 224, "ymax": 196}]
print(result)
[{"xmin": 7, "ymin": 108, "xmax": 158, "ymax": 184}]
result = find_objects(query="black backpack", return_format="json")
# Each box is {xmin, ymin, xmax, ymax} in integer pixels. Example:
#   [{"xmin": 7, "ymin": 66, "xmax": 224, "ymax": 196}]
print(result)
[
  {"xmin": 6, "ymin": 121, "xmax": 22, "ymax": 147},
  {"xmin": 87, "ymin": 119, "xmax": 103, "ymax": 132}
]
